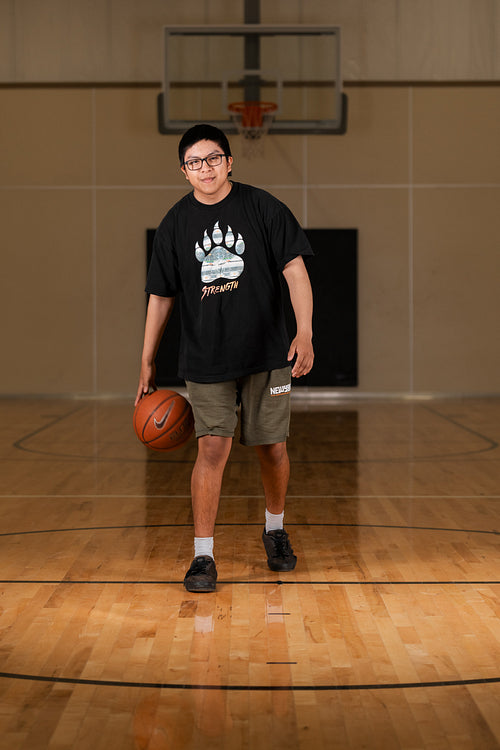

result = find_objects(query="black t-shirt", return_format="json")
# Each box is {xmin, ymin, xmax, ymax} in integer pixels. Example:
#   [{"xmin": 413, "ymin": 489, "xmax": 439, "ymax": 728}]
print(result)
[{"xmin": 146, "ymin": 181, "xmax": 313, "ymax": 383}]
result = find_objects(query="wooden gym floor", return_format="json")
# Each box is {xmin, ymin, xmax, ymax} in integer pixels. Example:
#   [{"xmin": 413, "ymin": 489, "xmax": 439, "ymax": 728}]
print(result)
[{"xmin": 0, "ymin": 396, "xmax": 499, "ymax": 749}]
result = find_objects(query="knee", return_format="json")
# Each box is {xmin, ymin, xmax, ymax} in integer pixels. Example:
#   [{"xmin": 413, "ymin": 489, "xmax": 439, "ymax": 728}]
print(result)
[
  {"xmin": 197, "ymin": 435, "xmax": 232, "ymax": 468},
  {"xmin": 256, "ymin": 441, "xmax": 288, "ymax": 467}
]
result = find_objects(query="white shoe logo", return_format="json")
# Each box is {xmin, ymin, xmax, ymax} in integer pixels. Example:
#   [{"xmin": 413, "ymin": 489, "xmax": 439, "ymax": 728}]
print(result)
[{"xmin": 154, "ymin": 401, "xmax": 174, "ymax": 430}]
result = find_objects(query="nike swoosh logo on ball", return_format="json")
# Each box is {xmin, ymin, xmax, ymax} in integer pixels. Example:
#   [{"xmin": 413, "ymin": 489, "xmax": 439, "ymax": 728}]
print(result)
[{"xmin": 154, "ymin": 401, "xmax": 174, "ymax": 430}]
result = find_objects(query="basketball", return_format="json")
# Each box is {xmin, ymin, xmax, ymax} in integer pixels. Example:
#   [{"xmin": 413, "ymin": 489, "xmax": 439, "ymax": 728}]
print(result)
[{"xmin": 133, "ymin": 389, "xmax": 194, "ymax": 452}]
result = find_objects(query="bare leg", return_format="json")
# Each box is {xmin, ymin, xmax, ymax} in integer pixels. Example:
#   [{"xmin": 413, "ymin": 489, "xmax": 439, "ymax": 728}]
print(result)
[
  {"xmin": 191, "ymin": 435, "xmax": 233, "ymax": 537},
  {"xmin": 254, "ymin": 441, "xmax": 290, "ymax": 514},
  {"xmin": 256, "ymin": 441, "xmax": 296, "ymax": 571}
]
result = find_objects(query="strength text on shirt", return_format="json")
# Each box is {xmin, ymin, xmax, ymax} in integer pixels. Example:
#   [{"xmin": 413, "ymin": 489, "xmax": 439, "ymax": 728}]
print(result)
[{"xmin": 201, "ymin": 280, "xmax": 239, "ymax": 301}]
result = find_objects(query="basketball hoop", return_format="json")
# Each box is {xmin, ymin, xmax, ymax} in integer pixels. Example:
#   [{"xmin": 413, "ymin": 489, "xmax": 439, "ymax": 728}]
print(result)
[{"xmin": 228, "ymin": 101, "xmax": 278, "ymax": 158}]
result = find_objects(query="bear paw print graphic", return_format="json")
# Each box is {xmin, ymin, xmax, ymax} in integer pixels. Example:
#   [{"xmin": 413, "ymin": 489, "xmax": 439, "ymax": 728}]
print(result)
[{"xmin": 195, "ymin": 221, "xmax": 245, "ymax": 284}]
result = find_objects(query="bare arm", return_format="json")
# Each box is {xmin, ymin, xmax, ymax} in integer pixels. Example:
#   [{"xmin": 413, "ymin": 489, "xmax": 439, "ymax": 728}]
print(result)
[
  {"xmin": 282, "ymin": 256, "xmax": 314, "ymax": 378},
  {"xmin": 135, "ymin": 294, "xmax": 175, "ymax": 405}
]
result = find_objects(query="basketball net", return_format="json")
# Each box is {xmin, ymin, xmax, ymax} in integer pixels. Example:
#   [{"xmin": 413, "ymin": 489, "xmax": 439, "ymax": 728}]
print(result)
[{"xmin": 228, "ymin": 101, "xmax": 278, "ymax": 158}]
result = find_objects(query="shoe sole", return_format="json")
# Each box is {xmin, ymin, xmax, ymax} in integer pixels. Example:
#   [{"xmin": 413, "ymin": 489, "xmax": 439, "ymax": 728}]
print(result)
[
  {"xmin": 266, "ymin": 560, "xmax": 297, "ymax": 572},
  {"xmin": 184, "ymin": 581, "xmax": 216, "ymax": 592}
]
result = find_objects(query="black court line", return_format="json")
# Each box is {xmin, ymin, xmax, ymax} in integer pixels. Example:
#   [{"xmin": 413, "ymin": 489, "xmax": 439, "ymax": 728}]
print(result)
[
  {"xmin": 5, "ymin": 405, "xmax": 500, "ymax": 694},
  {"xmin": 0, "ymin": 521, "xmax": 498, "ymax": 538},
  {"xmin": 424, "ymin": 404, "xmax": 499, "ymax": 453},
  {"xmin": 0, "ymin": 670, "xmax": 499, "ymax": 692},
  {"xmin": 1, "ymin": 523, "xmax": 497, "ymax": 584},
  {"xmin": 12, "ymin": 406, "xmax": 86, "ymax": 455},
  {"xmin": 1, "ymin": 579, "xmax": 499, "ymax": 586},
  {"xmin": 9, "ymin": 403, "xmax": 499, "ymax": 463}
]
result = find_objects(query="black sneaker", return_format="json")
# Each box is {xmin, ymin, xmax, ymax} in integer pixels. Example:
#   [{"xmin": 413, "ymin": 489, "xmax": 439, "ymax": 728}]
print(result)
[
  {"xmin": 184, "ymin": 555, "xmax": 217, "ymax": 592},
  {"xmin": 262, "ymin": 528, "xmax": 297, "ymax": 572}
]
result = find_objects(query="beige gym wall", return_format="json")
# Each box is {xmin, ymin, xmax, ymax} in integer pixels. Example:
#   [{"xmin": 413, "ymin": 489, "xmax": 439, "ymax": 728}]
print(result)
[{"xmin": 1, "ymin": 1, "xmax": 499, "ymax": 396}]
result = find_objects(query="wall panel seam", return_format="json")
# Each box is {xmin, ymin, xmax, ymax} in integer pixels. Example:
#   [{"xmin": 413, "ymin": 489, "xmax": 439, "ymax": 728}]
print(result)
[
  {"xmin": 1, "ymin": 184, "xmax": 499, "ymax": 190},
  {"xmin": 408, "ymin": 86, "xmax": 414, "ymax": 394},
  {"xmin": 91, "ymin": 89, "xmax": 97, "ymax": 395}
]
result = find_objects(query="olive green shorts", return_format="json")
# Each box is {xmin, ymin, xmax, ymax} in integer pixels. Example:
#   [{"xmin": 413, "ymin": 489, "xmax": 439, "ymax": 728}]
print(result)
[{"xmin": 185, "ymin": 366, "xmax": 292, "ymax": 446}]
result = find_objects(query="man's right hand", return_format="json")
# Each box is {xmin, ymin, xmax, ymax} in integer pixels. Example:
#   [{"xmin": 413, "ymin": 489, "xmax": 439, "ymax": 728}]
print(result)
[
  {"xmin": 134, "ymin": 362, "xmax": 156, "ymax": 407},
  {"xmin": 134, "ymin": 295, "xmax": 175, "ymax": 407}
]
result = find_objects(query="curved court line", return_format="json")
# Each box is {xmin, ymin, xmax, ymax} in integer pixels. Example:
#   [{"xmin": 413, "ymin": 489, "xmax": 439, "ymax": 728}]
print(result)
[
  {"xmin": 12, "ymin": 407, "xmax": 85, "ymax": 454},
  {"xmin": 1, "ymin": 517, "xmax": 498, "ymax": 584},
  {"xmin": 0, "ymin": 670, "xmax": 499, "ymax": 692},
  {"xmin": 424, "ymin": 404, "xmax": 499, "ymax": 452},
  {"xmin": 0, "ymin": 521, "xmax": 498, "ymax": 538},
  {"xmin": 2, "ymin": 523, "xmax": 497, "ymax": 584},
  {"xmin": 1, "ymin": 522, "xmax": 498, "ymax": 692},
  {"xmin": 5, "ymin": 407, "xmax": 499, "ymax": 696},
  {"xmin": 10, "ymin": 404, "xmax": 499, "ymax": 463}
]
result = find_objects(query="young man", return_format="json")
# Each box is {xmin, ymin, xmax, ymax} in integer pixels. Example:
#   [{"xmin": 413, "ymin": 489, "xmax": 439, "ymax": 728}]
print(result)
[{"xmin": 135, "ymin": 124, "xmax": 313, "ymax": 592}]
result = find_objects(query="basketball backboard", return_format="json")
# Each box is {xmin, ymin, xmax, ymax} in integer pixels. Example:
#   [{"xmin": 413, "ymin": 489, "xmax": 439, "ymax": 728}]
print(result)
[{"xmin": 158, "ymin": 25, "xmax": 347, "ymax": 135}]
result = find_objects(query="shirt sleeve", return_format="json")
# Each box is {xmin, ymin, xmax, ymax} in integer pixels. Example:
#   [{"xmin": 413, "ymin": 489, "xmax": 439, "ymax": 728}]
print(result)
[
  {"xmin": 145, "ymin": 217, "xmax": 179, "ymax": 297},
  {"xmin": 267, "ymin": 200, "xmax": 314, "ymax": 271}
]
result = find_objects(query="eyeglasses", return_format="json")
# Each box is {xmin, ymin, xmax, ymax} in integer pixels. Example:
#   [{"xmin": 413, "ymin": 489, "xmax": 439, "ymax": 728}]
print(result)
[{"xmin": 183, "ymin": 153, "xmax": 228, "ymax": 171}]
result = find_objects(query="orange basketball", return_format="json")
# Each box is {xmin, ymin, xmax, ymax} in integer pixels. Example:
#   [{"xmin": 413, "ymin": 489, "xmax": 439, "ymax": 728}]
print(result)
[{"xmin": 133, "ymin": 389, "xmax": 194, "ymax": 452}]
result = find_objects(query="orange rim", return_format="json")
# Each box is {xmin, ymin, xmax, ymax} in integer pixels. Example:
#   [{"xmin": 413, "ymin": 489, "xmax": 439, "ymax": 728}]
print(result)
[{"xmin": 228, "ymin": 101, "xmax": 278, "ymax": 128}]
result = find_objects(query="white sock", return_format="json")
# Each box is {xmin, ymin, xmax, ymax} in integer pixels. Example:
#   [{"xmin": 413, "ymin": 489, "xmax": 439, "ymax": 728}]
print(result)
[
  {"xmin": 265, "ymin": 509, "xmax": 284, "ymax": 533},
  {"xmin": 194, "ymin": 536, "xmax": 214, "ymax": 560}
]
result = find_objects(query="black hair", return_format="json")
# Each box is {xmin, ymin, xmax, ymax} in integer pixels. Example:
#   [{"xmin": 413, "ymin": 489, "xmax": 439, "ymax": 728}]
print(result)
[{"xmin": 178, "ymin": 123, "xmax": 232, "ymax": 165}]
